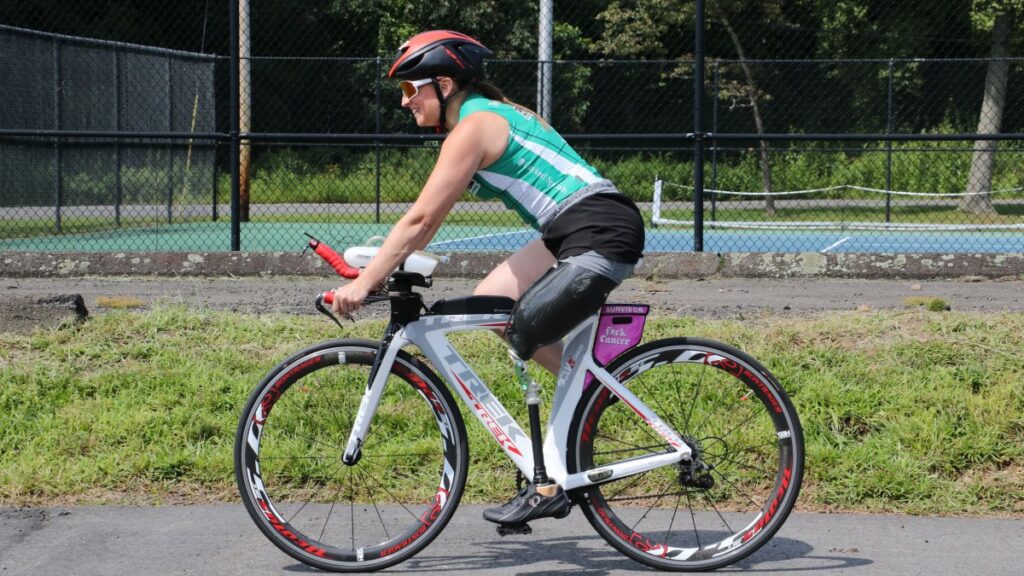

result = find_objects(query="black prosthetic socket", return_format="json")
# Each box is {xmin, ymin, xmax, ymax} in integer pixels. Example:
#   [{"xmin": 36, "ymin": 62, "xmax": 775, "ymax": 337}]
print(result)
[{"xmin": 505, "ymin": 262, "xmax": 618, "ymax": 360}]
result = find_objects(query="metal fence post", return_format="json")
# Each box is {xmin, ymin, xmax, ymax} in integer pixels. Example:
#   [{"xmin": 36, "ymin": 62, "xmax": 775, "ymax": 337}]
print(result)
[
  {"xmin": 212, "ymin": 152, "xmax": 219, "ymax": 222},
  {"xmin": 229, "ymin": 0, "xmax": 241, "ymax": 250},
  {"xmin": 53, "ymin": 38, "xmax": 63, "ymax": 234},
  {"xmin": 885, "ymin": 58, "xmax": 894, "ymax": 223},
  {"xmin": 375, "ymin": 56, "xmax": 382, "ymax": 224},
  {"xmin": 538, "ymin": 0, "xmax": 553, "ymax": 122},
  {"xmin": 711, "ymin": 59, "xmax": 720, "ymax": 222},
  {"xmin": 692, "ymin": 0, "xmax": 705, "ymax": 252},
  {"xmin": 113, "ymin": 48, "xmax": 122, "ymax": 226},
  {"xmin": 167, "ymin": 55, "xmax": 174, "ymax": 225}
]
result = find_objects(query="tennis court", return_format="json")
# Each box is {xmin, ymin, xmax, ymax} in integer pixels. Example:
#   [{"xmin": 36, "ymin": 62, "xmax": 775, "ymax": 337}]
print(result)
[{"xmin": 1, "ymin": 219, "xmax": 1020, "ymax": 253}]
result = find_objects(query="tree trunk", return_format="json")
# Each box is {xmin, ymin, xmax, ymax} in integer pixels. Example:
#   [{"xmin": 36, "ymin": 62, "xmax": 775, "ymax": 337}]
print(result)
[
  {"xmin": 720, "ymin": 14, "xmax": 775, "ymax": 216},
  {"xmin": 962, "ymin": 12, "xmax": 1011, "ymax": 215}
]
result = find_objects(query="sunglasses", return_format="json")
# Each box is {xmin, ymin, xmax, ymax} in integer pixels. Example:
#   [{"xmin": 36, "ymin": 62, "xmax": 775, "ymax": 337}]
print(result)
[{"xmin": 399, "ymin": 78, "xmax": 433, "ymax": 99}]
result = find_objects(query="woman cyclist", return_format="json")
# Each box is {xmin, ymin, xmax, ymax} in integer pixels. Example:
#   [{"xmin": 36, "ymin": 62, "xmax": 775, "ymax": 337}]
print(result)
[{"xmin": 331, "ymin": 30, "xmax": 645, "ymax": 531}]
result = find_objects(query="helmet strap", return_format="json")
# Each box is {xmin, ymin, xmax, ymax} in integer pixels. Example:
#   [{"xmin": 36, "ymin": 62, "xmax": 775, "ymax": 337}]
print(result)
[{"xmin": 431, "ymin": 77, "xmax": 447, "ymax": 133}]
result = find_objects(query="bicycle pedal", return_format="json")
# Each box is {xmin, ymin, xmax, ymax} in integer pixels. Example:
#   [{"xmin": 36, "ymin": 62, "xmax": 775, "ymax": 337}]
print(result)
[{"xmin": 496, "ymin": 522, "xmax": 532, "ymax": 537}]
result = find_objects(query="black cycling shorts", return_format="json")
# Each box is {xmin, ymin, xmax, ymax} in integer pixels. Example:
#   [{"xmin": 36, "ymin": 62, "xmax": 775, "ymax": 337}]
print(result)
[{"xmin": 540, "ymin": 193, "xmax": 645, "ymax": 264}]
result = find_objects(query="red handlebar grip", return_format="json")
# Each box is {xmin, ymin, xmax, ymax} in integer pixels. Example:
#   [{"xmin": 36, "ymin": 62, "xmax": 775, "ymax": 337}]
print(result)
[
  {"xmin": 310, "ymin": 239, "xmax": 359, "ymax": 279},
  {"xmin": 321, "ymin": 291, "xmax": 335, "ymax": 305}
]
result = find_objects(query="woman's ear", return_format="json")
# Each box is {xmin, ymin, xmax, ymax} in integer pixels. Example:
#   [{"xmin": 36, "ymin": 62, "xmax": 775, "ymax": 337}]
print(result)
[{"xmin": 440, "ymin": 77, "xmax": 458, "ymax": 98}]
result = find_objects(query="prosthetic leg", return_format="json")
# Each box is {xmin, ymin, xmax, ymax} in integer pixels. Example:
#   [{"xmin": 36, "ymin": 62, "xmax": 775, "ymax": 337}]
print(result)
[{"xmin": 483, "ymin": 263, "xmax": 616, "ymax": 535}]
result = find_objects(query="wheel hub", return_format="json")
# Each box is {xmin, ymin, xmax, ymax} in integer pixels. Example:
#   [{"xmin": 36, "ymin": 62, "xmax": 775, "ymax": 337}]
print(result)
[{"xmin": 678, "ymin": 437, "xmax": 715, "ymax": 489}]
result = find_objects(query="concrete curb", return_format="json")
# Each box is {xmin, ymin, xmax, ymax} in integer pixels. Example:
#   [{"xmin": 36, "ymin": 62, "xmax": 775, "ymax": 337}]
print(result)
[{"xmin": 2, "ymin": 251, "xmax": 1024, "ymax": 279}]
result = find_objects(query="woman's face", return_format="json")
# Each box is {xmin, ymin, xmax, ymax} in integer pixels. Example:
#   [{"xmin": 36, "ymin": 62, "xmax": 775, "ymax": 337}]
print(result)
[{"xmin": 400, "ymin": 77, "xmax": 453, "ymax": 127}]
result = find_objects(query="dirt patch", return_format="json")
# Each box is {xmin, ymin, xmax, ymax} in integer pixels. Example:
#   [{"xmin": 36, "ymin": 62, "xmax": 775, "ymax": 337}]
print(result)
[{"xmin": 0, "ymin": 294, "xmax": 88, "ymax": 334}]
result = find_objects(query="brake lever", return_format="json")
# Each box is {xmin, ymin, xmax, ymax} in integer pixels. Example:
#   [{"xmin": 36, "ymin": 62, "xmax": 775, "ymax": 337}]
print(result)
[{"xmin": 314, "ymin": 294, "xmax": 351, "ymax": 328}]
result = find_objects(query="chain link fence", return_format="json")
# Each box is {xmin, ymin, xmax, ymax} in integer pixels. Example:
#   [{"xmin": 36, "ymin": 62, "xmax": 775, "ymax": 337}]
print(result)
[{"xmin": 1, "ymin": 1, "xmax": 1022, "ymax": 254}]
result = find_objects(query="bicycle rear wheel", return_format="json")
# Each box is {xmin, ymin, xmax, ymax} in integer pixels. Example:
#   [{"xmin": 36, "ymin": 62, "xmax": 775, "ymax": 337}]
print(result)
[
  {"xmin": 569, "ymin": 337, "xmax": 803, "ymax": 571},
  {"xmin": 235, "ymin": 339, "xmax": 468, "ymax": 572}
]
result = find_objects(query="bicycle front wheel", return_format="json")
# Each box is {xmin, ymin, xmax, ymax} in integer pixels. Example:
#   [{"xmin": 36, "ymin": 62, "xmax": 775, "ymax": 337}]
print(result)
[
  {"xmin": 235, "ymin": 339, "xmax": 468, "ymax": 572},
  {"xmin": 569, "ymin": 337, "xmax": 804, "ymax": 571}
]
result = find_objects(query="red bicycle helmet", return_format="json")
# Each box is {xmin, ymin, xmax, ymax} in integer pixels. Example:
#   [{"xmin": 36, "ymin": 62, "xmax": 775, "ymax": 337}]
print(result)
[{"xmin": 388, "ymin": 30, "xmax": 493, "ymax": 81}]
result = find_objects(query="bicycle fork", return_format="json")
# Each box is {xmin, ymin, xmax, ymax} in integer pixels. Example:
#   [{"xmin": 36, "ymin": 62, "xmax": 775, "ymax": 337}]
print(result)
[{"xmin": 342, "ymin": 326, "xmax": 407, "ymax": 465}]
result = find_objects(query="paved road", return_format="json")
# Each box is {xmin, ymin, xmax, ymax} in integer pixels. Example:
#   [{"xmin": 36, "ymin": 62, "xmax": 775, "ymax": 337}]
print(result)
[
  {"xmin": 1, "ymin": 505, "xmax": 1021, "ymax": 575},
  {"xmin": 6, "ymin": 276, "xmax": 1024, "ymax": 320}
]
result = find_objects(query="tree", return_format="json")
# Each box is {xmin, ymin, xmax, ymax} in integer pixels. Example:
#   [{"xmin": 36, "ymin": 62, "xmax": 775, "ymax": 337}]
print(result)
[
  {"xmin": 711, "ymin": 3, "xmax": 782, "ymax": 215},
  {"xmin": 962, "ymin": 1, "xmax": 1021, "ymax": 215},
  {"xmin": 593, "ymin": 0, "xmax": 795, "ymax": 215}
]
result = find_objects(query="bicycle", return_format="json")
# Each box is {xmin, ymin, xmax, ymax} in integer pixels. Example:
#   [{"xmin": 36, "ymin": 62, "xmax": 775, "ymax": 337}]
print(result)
[{"xmin": 234, "ymin": 236, "xmax": 804, "ymax": 572}]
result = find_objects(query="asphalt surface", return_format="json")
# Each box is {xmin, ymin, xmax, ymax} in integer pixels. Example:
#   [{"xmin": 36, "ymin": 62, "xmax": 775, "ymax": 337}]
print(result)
[
  {"xmin": 1, "ymin": 505, "xmax": 1022, "ymax": 575},
  {"xmin": 5, "ymin": 276, "xmax": 1024, "ymax": 320}
]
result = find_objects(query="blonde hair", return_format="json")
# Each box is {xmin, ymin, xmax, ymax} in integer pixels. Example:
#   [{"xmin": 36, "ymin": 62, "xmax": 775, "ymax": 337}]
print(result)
[{"xmin": 473, "ymin": 80, "xmax": 551, "ymax": 129}]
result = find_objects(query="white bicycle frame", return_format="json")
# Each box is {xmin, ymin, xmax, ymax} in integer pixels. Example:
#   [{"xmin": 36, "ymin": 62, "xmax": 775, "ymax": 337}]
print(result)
[{"xmin": 342, "ymin": 309, "xmax": 693, "ymax": 490}]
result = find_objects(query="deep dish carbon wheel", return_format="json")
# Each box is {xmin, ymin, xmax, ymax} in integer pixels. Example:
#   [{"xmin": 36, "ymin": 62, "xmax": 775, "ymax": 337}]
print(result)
[
  {"xmin": 234, "ymin": 339, "xmax": 468, "ymax": 572},
  {"xmin": 570, "ymin": 337, "xmax": 804, "ymax": 571}
]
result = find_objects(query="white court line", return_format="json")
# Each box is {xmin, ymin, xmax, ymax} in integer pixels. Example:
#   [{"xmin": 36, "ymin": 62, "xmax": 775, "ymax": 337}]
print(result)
[
  {"xmin": 427, "ymin": 229, "xmax": 536, "ymax": 249},
  {"xmin": 820, "ymin": 237, "xmax": 851, "ymax": 253}
]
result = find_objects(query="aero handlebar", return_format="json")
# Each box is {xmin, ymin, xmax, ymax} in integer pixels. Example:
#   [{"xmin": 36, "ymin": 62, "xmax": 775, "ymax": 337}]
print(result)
[
  {"xmin": 307, "ymin": 235, "xmax": 360, "ymax": 280},
  {"xmin": 305, "ymin": 234, "xmax": 358, "ymax": 307}
]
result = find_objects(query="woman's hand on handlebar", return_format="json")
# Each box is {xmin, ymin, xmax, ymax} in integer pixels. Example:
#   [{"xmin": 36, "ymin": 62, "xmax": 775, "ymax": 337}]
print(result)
[{"xmin": 331, "ymin": 280, "xmax": 371, "ymax": 317}]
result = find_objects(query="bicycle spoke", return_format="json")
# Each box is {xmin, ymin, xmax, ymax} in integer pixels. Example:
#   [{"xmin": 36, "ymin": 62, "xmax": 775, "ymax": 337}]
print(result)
[
  {"xmin": 349, "ymin": 471, "xmax": 355, "ymax": 551},
  {"xmin": 257, "ymin": 455, "xmax": 335, "ymax": 461},
  {"xmin": 630, "ymin": 489, "xmax": 668, "ymax": 532},
  {"xmin": 360, "ymin": 452, "xmax": 439, "ymax": 459},
  {"xmin": 682, "ymin": 365, "xmax": 709, "ymax": 436},
  {"xmin": 319, "ymin": 489, "xmax": 341, "ymax": 543},
  {"xmin": 603, "ymin": 474, "xmax": 647, "ymax": 503},
  {"xmin": 355, "ymin": 466, "xmax": 392, "ymax": 543},
  {"xmin": 700, "ymin": 488, "xmax": 735, "ymax": 534},
  {"xmin": 350, "ymin": 461, "xmax": 429, "ymax": 520},
  {"xmin": 703, "ymin": 436, "xmax": 779, "ymax": 459},
  {"xmin": 604, "ymin": 489, "xmax": 689, "ymax": 503},
  {"xmin": 286, "ymin": 481, "xmax": 329, "ymax": 525},
  {"xmin": 665, "ymin": 495, "xmax": 682, "ymax": 544},
  {"xmin": 592, "ymin": 434, "xmax": 666, "ymax": 457},
  {"xmin": 703, "ymin": 439, "xmax": 779, "ymax": 483},
  {"xmin": 265, "ymin": 426, "xmax": 345, "ymax": 455},
  {"xmin": 600, "ymin": 388, "xmax": 666, "ymax": 450},
  {"xmin": 693, "ymin": 402, "xmax": 765, "ymax": 446},
  {"xmin": 709, "ymin": 466, "xmax": 769, "ymax": 510},
  {"xmin": 684, "ymin": 488, "xmax": 702, "ymax": 550}
]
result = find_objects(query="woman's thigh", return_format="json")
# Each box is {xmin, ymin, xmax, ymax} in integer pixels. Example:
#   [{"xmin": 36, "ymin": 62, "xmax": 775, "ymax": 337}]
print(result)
[{"xmin": 473, "ymin": 238, "xmax": 555, "ymax": 299}]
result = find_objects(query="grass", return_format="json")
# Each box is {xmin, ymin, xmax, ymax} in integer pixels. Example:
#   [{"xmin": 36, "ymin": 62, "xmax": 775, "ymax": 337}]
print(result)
[
  {"xmin": 903, "ymin": 296, "xmax": 950, "ymax": 311},
  {"xmin": 1, "ymin": 307, "xmax": 1022, "ymax": 516}
]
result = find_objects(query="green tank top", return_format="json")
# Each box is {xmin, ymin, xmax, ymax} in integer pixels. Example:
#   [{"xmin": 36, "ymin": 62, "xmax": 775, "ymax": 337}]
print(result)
[{"xmin": 458, "ymin": 92, "xmax": 604, "ymax": 229}]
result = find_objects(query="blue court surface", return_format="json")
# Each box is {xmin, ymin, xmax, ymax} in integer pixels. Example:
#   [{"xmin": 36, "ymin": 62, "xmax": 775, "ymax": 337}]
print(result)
[
  {"xmin": 1, "ymin": 221, "xmax": 1021, "ymax": 253},
  {"xmin": 427, "ymin": 227, "xmax": 1023, "ymax": 254}
]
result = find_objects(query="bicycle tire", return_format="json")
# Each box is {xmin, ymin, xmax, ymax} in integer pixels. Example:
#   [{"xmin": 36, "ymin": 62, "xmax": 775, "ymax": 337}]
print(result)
[
  {"xmin": 234, "ymin": 339, "xmax": 468, "ymax": 572},
  {"xmin": 568, "ymin": 337, "xmax": 804, "ymax": 571}
]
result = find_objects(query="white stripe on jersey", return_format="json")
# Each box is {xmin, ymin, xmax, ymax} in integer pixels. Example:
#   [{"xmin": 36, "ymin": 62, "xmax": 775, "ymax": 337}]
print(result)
[
  {"xmin": 511, "ymin": 133, "xmax": 601, "ymax": 185},
  {"xmin": 475, "ymin": 170, "xmax": 560, "ymax": 222}
]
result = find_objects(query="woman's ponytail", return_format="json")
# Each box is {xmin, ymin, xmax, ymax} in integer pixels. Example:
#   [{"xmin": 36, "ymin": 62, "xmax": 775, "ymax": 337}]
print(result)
[{"xmin": 473, "ymin": 81, "xmax": 550, "ymax": 129}]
